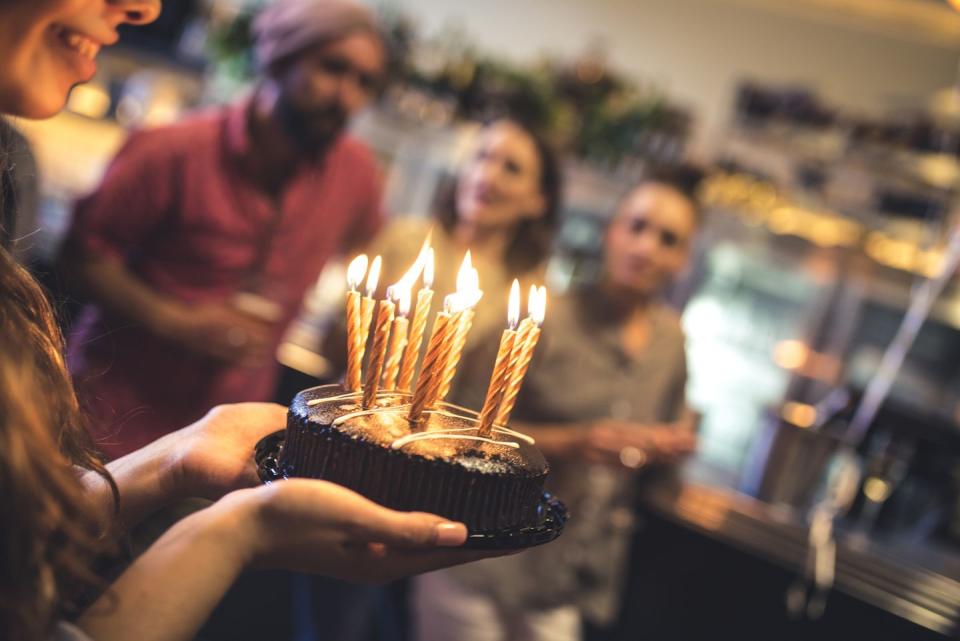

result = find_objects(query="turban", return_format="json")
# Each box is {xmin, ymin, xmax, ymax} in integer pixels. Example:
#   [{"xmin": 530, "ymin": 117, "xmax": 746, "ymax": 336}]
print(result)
[{"xmin": 252, "ymin": 0, "xmax": 379, "ymax": 70}]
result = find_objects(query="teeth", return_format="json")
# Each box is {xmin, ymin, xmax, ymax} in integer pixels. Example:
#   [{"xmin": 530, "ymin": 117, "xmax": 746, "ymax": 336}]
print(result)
[{"xmin": 59, "ymin": 27, "xmax": 99, "ymax": 61}]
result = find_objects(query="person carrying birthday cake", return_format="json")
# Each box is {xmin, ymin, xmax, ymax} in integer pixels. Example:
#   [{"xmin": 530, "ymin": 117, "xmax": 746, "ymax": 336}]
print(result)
[{"xmin": 0, "ymin": 3, "xmax": 507, "ymax": 641}]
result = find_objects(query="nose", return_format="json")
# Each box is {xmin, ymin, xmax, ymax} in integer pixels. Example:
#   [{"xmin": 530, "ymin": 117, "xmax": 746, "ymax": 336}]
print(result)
[
  {"xmin": 473, "ymin": 156, "xmax": 503, "ymax": 185},
  {"xmin": 108, "ymin": 0, "xmax": 161, "ymax": 25},
  {"xmin": 631, "ymin": 227, "xmax": 660, "ymax": 255}
]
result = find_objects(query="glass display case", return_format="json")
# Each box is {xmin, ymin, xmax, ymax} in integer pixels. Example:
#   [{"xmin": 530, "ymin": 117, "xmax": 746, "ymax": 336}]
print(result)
[{"xmin": 682, "ymin": 239, "xmax": 829, "ymax": 470}]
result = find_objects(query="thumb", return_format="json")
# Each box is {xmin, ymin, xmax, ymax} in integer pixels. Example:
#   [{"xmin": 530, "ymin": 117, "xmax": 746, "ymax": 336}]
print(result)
[{"xmin": 350, "ymin": 508, "xmax": 468, "ymax": 548}]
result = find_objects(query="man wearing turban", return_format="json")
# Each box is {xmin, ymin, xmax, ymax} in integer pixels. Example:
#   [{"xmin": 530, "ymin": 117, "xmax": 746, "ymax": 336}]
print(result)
[{"xmin": 60, "ymin": 0, "xmax": 387, "ymax": 458}]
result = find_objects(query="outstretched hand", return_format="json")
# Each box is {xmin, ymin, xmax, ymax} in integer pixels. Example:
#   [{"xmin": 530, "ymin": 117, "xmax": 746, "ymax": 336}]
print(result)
[
  {"xmin": 170, "ymin": 403, "xmax": 288, "ymax": 501},
  {"xmin": 582, "ymin": 420, "xmax": 697, "ymax": 468},
  {"xmin": 78, "ymin": 477, "xmax": 508, "ymax": 641},
  {"xmin": 229, "ymin": 479, "xmax": 510, "ymax": 584}
]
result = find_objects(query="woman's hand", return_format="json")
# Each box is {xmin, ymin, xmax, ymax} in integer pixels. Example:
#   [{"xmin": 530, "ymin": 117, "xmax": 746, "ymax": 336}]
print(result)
[
  {"xmin": 83, "ymin": 403, "xmax": 286, "ymax": 532},
  {"xmin": 581, "ymin": 420, "xmax": 697, "ymax": 468},
  {"xmin": 80, "ymin": 479, "xmax": 496, "ymax": 641},
  {"xmin": 169, "ymin": 403, "xmax": 288, "ymax": 501},
  {"xmin": 232, "ymin": 479, "xmax": 503, "ymax": 583}
]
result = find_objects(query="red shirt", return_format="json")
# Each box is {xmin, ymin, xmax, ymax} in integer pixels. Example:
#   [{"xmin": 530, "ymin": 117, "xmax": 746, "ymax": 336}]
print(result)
[{"xmin": 66, "ymin": 99, "xmax": 383, "ymax": 458}]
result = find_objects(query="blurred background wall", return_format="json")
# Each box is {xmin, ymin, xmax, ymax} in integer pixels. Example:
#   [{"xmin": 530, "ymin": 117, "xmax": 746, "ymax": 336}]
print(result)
[{"xmin": 383, "ymin": 0, "xmax": 960, "ymax": 157}]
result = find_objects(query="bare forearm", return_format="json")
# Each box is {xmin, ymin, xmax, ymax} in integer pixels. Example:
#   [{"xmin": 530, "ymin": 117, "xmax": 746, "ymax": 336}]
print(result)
[
  {"xmin": 78, "ymin": 496, "xmax": 252, "ymax": 641},
  {"xmin": 80, "ymin": 430, "xmax": 184, "ymax": 531},
  {"xmin": 60, "ymin": 248, "xmax": 176, "ymax": 336}
]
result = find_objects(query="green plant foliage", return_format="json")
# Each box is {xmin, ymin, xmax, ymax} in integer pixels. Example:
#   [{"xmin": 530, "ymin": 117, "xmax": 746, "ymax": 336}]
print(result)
[{"xmin": 204, "ymin": 3, "xmax": 688, "ymax": 163}]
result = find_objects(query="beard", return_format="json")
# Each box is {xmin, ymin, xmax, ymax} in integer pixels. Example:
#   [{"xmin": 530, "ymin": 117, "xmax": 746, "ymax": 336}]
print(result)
[{"xmin": 274, "ymin": 93, "xmax": 348, "ymax": 158}]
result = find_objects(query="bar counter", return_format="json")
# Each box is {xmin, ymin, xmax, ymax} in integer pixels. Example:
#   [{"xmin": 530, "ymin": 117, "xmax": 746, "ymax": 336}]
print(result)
[{"xmin": 622, "ymin": 460, "xmax": 960, "ymax": 639}]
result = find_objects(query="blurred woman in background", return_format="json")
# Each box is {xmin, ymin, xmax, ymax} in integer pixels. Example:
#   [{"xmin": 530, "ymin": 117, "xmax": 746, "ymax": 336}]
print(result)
[
  {"xmin": 357, "ymin": 117, "xmax": 561, "ymax": 397},
  {"xmin": 311, "ymin": 115, "xmax": 562, "ymax": 641}
]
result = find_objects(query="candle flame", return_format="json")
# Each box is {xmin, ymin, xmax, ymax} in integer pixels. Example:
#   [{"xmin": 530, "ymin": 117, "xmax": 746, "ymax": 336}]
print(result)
[
  {"xmin": 443, "ymin": 293, "xmax": 459, "ymax": 314},
  {"xmin": 527, "ymin": 284, "xmax": 538, "ymax": 316},
  {"xmin": 444, "ymin": 288, "xmax": 481, "ymax": 314},
  {"xmin": 387, "ymin": 280, "xmax": 414, "ymax": 317},
  {"xmin": 532, "ymin": 286, "xmax": 547, "ymax": 325},
  {"xmin": 508, "ymin": 279, "xmax": 521, "ymax": 329},
  {"xmin": 424, "ymin": 248, "xmax": 435, "ymax": 289},
  {"xmin": 396, "ymin": 245, "xmax": 427, "ymax": 293},
  {"xmin": 452, "ymin": 252, "xmax": 482, "ymax": 310},
  {"xmin": 398, "ymin": 287, "xmax": 412, "ymax": 317},
  {"xmin": 408, "ymin": 234, "xmax": 434, "ymax": 284},
  {"xmin": 365, "ymin": 255, "xmax": 382, "ymax": 298},
  {"xmin": 415, "ymin": 231, "xmax": 432, "ymax": 279},
  {"xmin": 462, "ymin": 288, "xmax": 483, "ymax": 310},
  {"xmin": 456, "ymin": 251, "xmax": 473, "ymax": 293},
  {"xmin": 346, "ymin": 254, "xmax": 369, "ymax": 291},
  {"xmin": 468, "ymin": 267, "xmax": 480, "ymax": 294}
]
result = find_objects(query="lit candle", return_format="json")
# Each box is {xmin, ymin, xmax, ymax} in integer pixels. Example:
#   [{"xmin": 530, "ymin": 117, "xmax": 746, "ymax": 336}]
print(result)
[
  {"xmin": 344, "ymin": 254, "xmax": 369, "ymax": 392},
  {"xmin": 436, "ymin": 309, "xmax": 473, "ymax": 402},
  {"xmin": 381, "ymin": 285, "xmax": 411, "ymax": 392},
  {"xmin": 362, "ymin": 293, "xmax": 395, "ymax": 409},
  {"xmin": 477, "ymin": 280, "xmax": 522, "ymax": 436},
  {"xmin": 397, "ymin": 247, "xmax": 435, "ymax": 392},
  {"xmin": 496, "ymin": 285, "xmax": 547, "ymax": 426},
  {"xmin": 507, "ymin": 284, "xmax": 540, "ymax": 366},
  {"xmin": 360, "ymin": 255, "xmax": 382, "ymax": 353},
  {"xmin": 408, "ymin": 294, "xmax": 459, "ymax": 426},
  {"xmin": 436, "ymin": 260, "xmax": 482, "ymax": 403}
]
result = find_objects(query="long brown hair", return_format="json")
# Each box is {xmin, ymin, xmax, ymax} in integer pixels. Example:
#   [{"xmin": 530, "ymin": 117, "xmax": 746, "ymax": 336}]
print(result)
[{"xmin": 0, "ymin": 120, "xmax": 118, "ymax": 640}]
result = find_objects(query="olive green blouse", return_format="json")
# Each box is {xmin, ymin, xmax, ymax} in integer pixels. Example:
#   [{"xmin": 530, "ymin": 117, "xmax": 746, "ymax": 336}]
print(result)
[{"xmin": 445, "ymin": 286, "xmax": 689, "ymax": 625}]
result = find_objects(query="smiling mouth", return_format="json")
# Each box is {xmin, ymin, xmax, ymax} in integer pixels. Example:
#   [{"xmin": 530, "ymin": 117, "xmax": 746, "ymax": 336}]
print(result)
[
  {"xmin": 53, "ymin": 25, "xmax": 101, "ymax": 61},
  {"xmin": 471, "ymin": 188, "xmax": 498, "ymax": 206}
]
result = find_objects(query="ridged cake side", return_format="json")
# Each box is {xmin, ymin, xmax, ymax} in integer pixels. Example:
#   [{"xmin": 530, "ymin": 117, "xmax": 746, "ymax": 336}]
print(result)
[{"xmin": 279, "ymin": 385, "xmax": 547, "ymax": 532}]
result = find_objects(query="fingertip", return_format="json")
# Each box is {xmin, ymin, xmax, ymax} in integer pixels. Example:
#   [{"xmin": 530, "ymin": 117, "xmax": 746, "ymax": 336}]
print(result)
[{"xmin": 434, "ymin": 522, "xmax": 467, "ymax": 546}]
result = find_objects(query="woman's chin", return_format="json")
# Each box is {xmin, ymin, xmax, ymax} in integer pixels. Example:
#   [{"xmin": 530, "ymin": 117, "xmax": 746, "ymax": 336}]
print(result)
[
  {"xmin": 456, "ymin": 212, "xmax": 518, "ymax": 231},
  {"xmin": 25, "ymin": 101, "xmax": 65, "ymax": 120},
  {"xmin": 12, "ymin": 87, "xmax": 70, "ymax": 120}
]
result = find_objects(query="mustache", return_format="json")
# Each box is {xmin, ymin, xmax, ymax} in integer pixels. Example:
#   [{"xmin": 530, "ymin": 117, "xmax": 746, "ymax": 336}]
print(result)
[
  {"xmin": 298, "ymin": 103, "xmax": 348, "ymax": 127},
  {"xmin": 275, "ymin": 97, "xmax": 348, "ymax": 150}
]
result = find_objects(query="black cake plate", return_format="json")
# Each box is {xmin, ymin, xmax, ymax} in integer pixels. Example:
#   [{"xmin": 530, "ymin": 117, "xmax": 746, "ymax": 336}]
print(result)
[{"xmin": 254, "ymin": 431, "xmax": 567, "ymax": 550}]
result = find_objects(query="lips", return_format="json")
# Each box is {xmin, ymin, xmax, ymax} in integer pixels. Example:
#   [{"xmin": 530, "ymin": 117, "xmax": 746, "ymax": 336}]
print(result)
[
  {"xmin": 470, "ymin": 185, "xmax": 498, "ymax": 206},
  {"xmin": 621, "ymin": 257, "xmax": 658, "ymax": 280},
  {"xmin": 53, "ymin": 25, "xmax": 102, "ymax": 61}
]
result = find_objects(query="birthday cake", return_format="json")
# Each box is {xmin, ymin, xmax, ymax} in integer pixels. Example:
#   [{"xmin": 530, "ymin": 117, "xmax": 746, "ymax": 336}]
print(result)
[
  {"xmin": 279, "ymin": 384, "xmax": 549, "ymax": 532},
  {"xmin": 263, "ymin": 247, "xmax": 562, "ymax": 540}
]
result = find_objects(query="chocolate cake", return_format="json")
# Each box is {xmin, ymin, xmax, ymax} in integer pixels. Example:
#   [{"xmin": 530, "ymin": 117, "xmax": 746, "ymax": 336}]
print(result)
[{"xmin": 278, "ymin": 384, "xmax": 549, "ymax": 532}]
